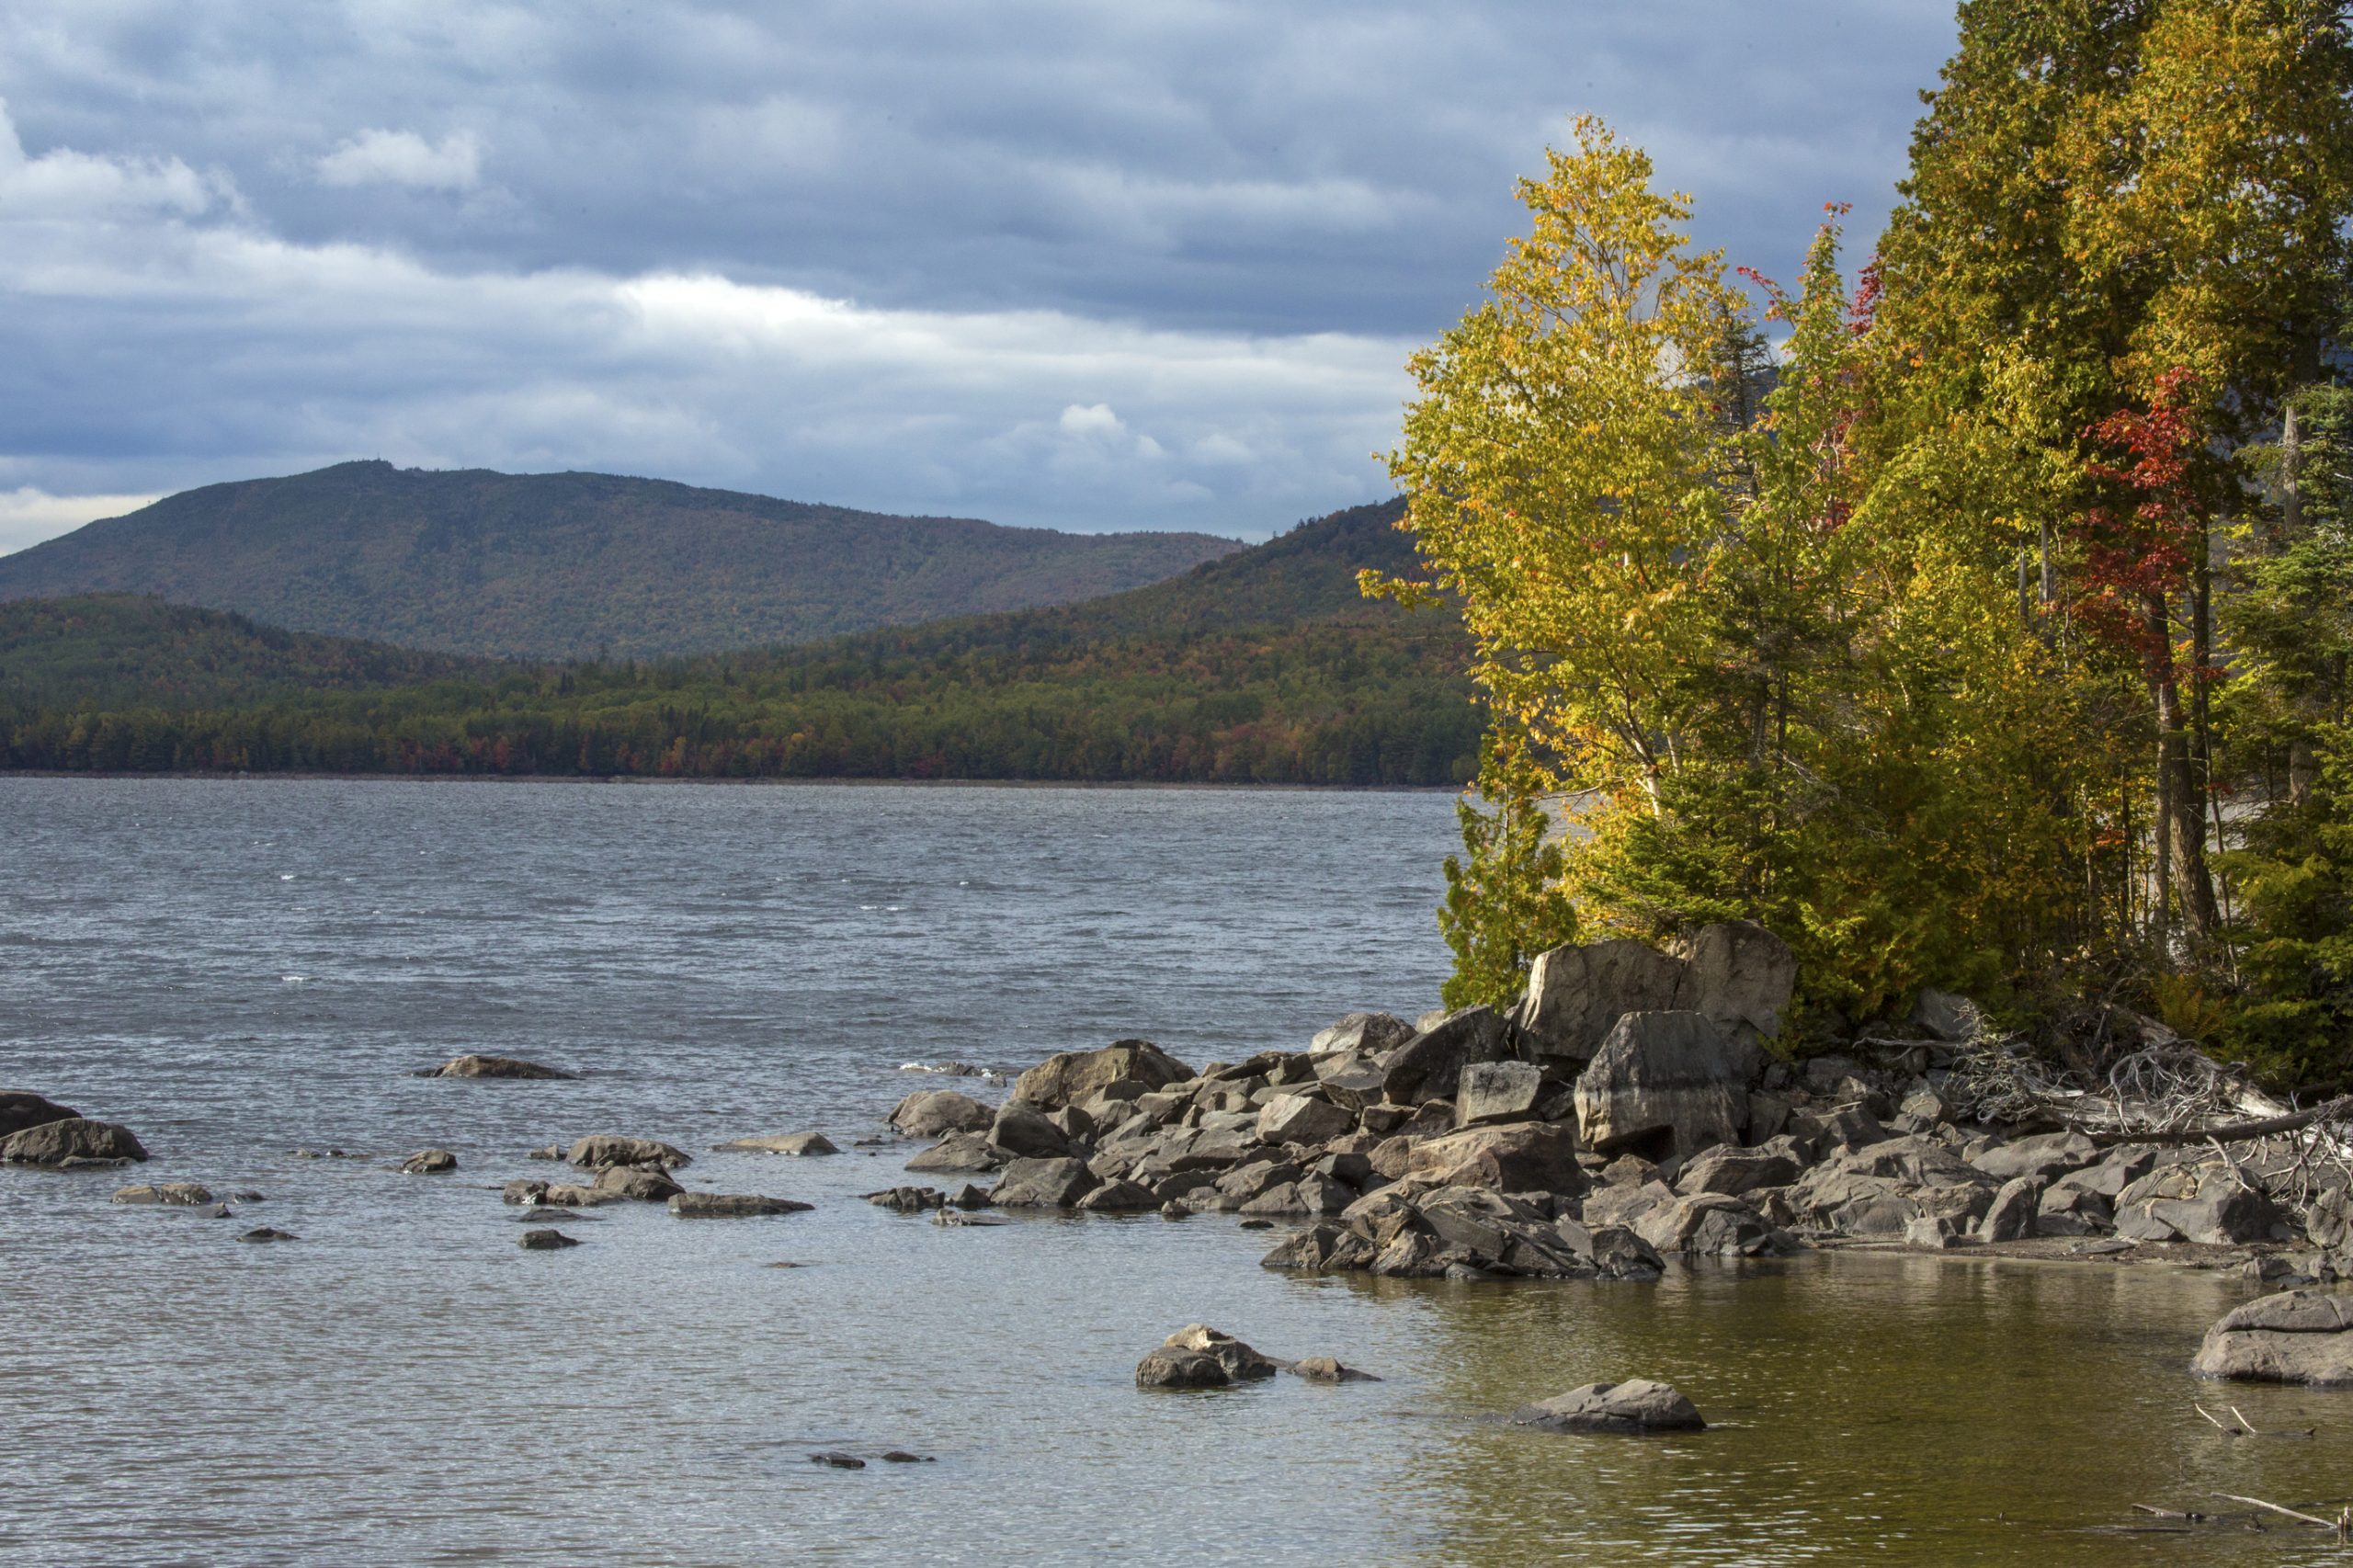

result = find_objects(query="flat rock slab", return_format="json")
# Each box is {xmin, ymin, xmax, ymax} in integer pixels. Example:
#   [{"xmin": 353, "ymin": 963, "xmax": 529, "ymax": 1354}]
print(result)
[
  {"xmin": 715, "ymin": 1132, "xmax": 839, "ymax": 1156},
  {"xmin": 416, "ymin": 1054, "xmax": 574, "ymax": 1080},
  {"xmin": 1, "ymin": 1117, "xmax": 149, "ymax": 1166},
  {"xmin": 568, "ymin": 1135, "xmax": 691, "ymax": 1171},
  {"xmin": 667, "ymin": 1193, "xmax": 815, "ymax": 1219},
  {"xmin": 113, "ymin": 1183, "xmax": 213, "ymax": 1206},
  {"xmin": 1511, "ymin": 1379, "xmax": 1706, "ymax": 1434}
]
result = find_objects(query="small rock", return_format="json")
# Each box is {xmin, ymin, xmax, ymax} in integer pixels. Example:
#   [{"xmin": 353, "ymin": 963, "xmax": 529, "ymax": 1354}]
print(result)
[
  {"xmin": 1135, "ymin": 1347, "xmax": 1231, "ymax": 1389},
  {"xmin": 809, "ymin": 1451, "xmax": 865, "ymax": 1469},
  {"xmin": 715, "ymin": 1132, "xmax": 840, "ymax": 1156},
  {"xmin": 591, "ymin": 1165, "xmax": 685, "ymax": 1202},
  {"xmin": 880, "ymin": 1450, "xmax": 932, "ymax": 1463},
  {"xmin": 1510, "ymin": 1379, "xmax": 1706, "ymax": 1434},
  {"xmin": 1238, "ymin": 1218, "xmax": 1274, "ymax": 1230},
  {"xmin": 416, "ymin": 1053, "xmax": 574, "ymax": 1080},
  {"xmin": 237, "ymin": 1226, "xmax": 298, "ymax": 1243},
  {"xmin": 667, "ymin": 1192, "xmax": 814, "ymax": 1219},
  {"xmin": 397, "ymin": 1149, "xmax": 457, "ymax": 1175},
  {"xmin": 1290, "ymin": 1357, "xmax": 1380, "ymax": 1383},
  {"xmin": 518, "ymin": 1228, "xmax": 580, "ymax": 1250},
  {"xmin": 1160, "ymin": 1324, "xmax": 1280, "ymax": 1380},
  {"xmin": 567, "ymin": 1134, "xmax": 691, "ymax": 1171},
  {"xmin": 112, "ymin": 1182, "xmax": 213, "ymax": 1206}
]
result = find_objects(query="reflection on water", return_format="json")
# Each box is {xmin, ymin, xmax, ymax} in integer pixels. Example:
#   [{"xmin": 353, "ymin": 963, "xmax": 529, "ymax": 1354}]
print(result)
[{"xmin": 2, "ymin": 779, "xmax": 2348, "ymax": 1566}]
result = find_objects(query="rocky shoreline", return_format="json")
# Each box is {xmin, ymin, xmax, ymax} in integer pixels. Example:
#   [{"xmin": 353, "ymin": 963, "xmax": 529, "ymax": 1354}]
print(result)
[{"xmin": 14, "ymin": 925, "xmax": 2353, "ymax": 1394}]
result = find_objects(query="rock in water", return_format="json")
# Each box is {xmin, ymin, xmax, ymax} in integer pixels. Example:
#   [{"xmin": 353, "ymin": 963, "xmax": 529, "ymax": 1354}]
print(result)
[
  {"xmin": 0, "ymin": 1117, "xmax": 149, "ymax": 1167},
  {"xmin": 1135, "ymin": 1347, "xmax": 1230, "ymax": 1389},
  {"xmin": 714, "ymin": 1132, "xmax": 840, "ymax": 1156},
  {"xmin": 0, "ymin": 1090, "xmax": 80, "ymax": 1140},
  {"xmin": 1290, "ymin": 1357, "xmax": 1380, "ymax": 1383},
  {"xmin": 1572, "ymin": 1012, "xmax": 1748, "ymax": 1160},
  {"xmin": 112, "ymin": 1183, "xmax": 213, "ymax": 1206},
  {"xmin": 1013, "ymin": 1040, "xmax": 1194, "ymax": 1110},
  {"xmin": 988, "ymin": 1102, "xmax": 1074, "ymax": 1159},
  {"xmin": 591, "ymin": 1165, "xmax": 685, "ymax": 1202},
  {"xmin": 238, "ymin": 1226, "xmax": 299, "ymax": 1243},
  {"xmin": 1511, "ymin": 1379, "xmax": 1706, "ymax": 1434},
  {"xmin": 2193, "ymin": 1290, "xmax": 2353, "ymax": 1386},
  {"xmin": 398, "ymin": 1149, "xmax": 458, "ymax": 1174},
  {"xmin": 888, "ymin": 1089, "xmax": 995, "ymax": 1138},
  {"xmin": 808, "ymin": 1451, "xmax": 865, "ymax": 1469},
  {"xmin": 666, "ymin": 1192, "xmax": 814, "ymax": 1219},
  {"xmin": 1161, "ymin": 1324, "xmax": 1282, "ymax": 1380},
  {"xmin": 567, "ymin": 1134, "xmax": 691, "ymax": 1171},
  {"xmin": 989, "ymin": 1157, "xmax": 1100, "ymax": 1208},
  {"xmin": 416, "ymin": 1053, "xmax": 574, "ymax": 1080},
  {"xmin": 519, "ymin": 1228, "xmax": 580, "ymax": 1250}
]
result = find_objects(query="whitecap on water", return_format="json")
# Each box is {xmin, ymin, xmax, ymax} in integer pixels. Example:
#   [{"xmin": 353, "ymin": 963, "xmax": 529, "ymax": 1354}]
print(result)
[
  {"xmin": 278, "ymin": 873, "xmax": 296, "ymax": 881},
  {"xmin": 282, "ymin": 975, "xmax": 308, "ymax": 984}
]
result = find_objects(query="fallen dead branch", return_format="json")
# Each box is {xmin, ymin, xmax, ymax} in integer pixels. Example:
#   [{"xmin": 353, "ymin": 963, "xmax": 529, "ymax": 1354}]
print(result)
[{"xmin": 2213, "ymin": 1492, "xmax": 2352, "ymax": 1540}]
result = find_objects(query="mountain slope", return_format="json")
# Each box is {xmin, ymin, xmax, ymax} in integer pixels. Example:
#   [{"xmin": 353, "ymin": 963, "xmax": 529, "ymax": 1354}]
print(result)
[
  {"xmin": 0, "ymin": 461, "xmax": 1245, "ymax": 659},
  {"xmin": 1, "ymin": 499, "xmax": 1481, "ymax": 785}
]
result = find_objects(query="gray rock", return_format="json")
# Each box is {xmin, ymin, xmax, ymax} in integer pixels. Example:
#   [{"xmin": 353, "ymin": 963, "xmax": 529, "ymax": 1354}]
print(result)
[
  {"xmin": 590, "ymin": 1165, "xmax": 685, "ymax": 1202},
  {"xmin": 1381, "ymin": 1006, "xmax": 1514, "ymax": 1105},
  {"xmin": 0, "ymin": 1117, "xmax": 148, "ymax": 1167},
  {"xmin": 1634, "ymin": 1193, "xmax": 1785, "ymax": 1257},
  {"xmin": 0, "ymin": 1091, "xmax": 80, "ymax": 1140},
  {"xmin": 398, "ymin": 1149, "xmax": 458, "ymax": 1174},
  {"xmin": 1904, "ymin": 1214, "xmax": 1958, "ymax": 1248},
  {"xmin": 1160, "ymin": 1323, "xmax": 1282, "ymax": 1380},
  {"xmin": 417, "ymin": 1053, "xmax": 574, "ymax": 1080},
  {"xmin": 1404, "ymin": 1122, "xmax": 1586, "ymax": 1195},
  {"xmin": 504, "ymin": 1179, "xmax": 551, "ymax": 1205},
  {"xmin": 1675, "ymin": 921, "xmax": 1796, "ymax": 1062},
  {"xmin": 1910, "ymin": 990, "xmax": 1983, "ymax": 1042},
  {"xmin": 1511, "ymin": 1379, "xmax": 1705, "ymax": 1434},
  {"xmin": 2037, "ymin": 1183, "xmax": 2112, "ymax": 1235},
  {"xmin": 519, "ymin": 1228, "xmax": 580, "ymax": 1250},
  {"xmin": 1256, "ymin": 1092, "xmax": 1353, "ymax": 1148},
  {"xmin": 1015, "ymin": 1040, "xmax": 1193, "ymax": 1111},
  {"xmin": 1573, "ymin": 1012, "xmax": 1747, "ymax": 1160},
  {"xmin": 989, "ymin": 1102, "xmax": 1075, "ymax": 1159},
  {"xmin": 905, "ymin": 1132, "xmax": 1008, "ymax": 1173},
  {"xmin": 866, "ymin": 1185, "xmax": 946, "ymax": 1211},
  {"xmin": 1077, "ymin": 1178, "xmax": 1159, "ymax": 1211},
  {"xmin": 239, "ymin": 1226, "xmax": 298, "ymax": 1243},
  {"xmin": 540, "ymin": 1182, "xmax": 619, "ymax": 1207},
  {"xmin": 2311, "ymin": 1187, "xmax": 2353, "ymax": 1252},
  {"xmin": 1518, "ymin": 939, "xmax": 1688, "ymax": 1066},
  {"xmin": 1309, "ymin": 1012, "xmax": 1415, "ymax": 1058},
  {"xmin": 1674, "ymin": 1144, "xmax": 1799, "ymax": 1199},
  {"xmin": 1135, "ymin": 1346, "xmax": 1230, "ymax": 1389},
  {"xmin": 1968, "ymin": 1132, "xmax": 2100, "ymax": 1184},
  {"xmin": 2194, "ymin": 1290, "xmax": 2353, "ymax": 1386},
  {"xmin": 1456, "ymin": 1061, "xmax": 1546, "ymax": 1128},
  {"xmin": 667, "ymin": 1192, "xmax": 814, "ymax": 1218},
  {"xmin": 1977, "ymin": 1176, "xmax": 2044, "ymax": 1242},
  {"xmin": 567, "ymin": 1135, "xmax": 690, "ymax": 1171},
  {"xmin": 988, "ymin": 1156, "xmax": 1100, "ymax": 1208},
  {"xmin": 112, "ymin": 1182, "xmax": 212, "ymax": 1206},
  {"xmin": 715, "ymin": 1132, "xmax": 839, "ymax": 1156},
  {"xmin": 1290, "ymin": 1357, "xmax": 1380, "ymax": 1383},
  {"xmin": 888, "ymin": 1089, "xmax": 995, "ymax": 1138}
]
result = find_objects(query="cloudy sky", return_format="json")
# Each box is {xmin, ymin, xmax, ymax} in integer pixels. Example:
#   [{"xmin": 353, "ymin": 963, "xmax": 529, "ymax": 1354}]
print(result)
[{"xmin": 0, "ymin": 2, "xmax": 1960, "ymax": 552}]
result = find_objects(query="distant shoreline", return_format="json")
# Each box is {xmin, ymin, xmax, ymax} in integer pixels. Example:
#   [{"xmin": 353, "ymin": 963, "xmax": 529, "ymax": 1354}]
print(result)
[{"xmin": 0, "ymin": 770, "xmax": 1458, "ymax": 793}]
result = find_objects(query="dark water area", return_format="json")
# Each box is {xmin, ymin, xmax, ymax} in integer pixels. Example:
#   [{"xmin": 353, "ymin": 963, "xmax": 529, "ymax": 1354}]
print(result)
[{"xmin": 4, "ymin": 778, "xmax": 2351, "ymax": 1566}]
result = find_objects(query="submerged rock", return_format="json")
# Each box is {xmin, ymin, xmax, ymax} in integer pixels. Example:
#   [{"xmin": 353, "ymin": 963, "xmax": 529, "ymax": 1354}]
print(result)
[
  {"xmin": 716, "ymin": 1132, "xmax": 840, "ymax": 1156},
  {"xmin": 1290, "ymin": 1357, "xmax": 1380, "ymax": 1383},
  {"xmin": 397, "ymin": 1149, "xmax": 457, "ymax": 1175},
  {"xmin": 1, "ymin": 1117, "xmax": 148, "ymax": 1167},
  {"xmin": 2194, "ymin": 1290, "xmax": 2353, "ymax": 1386},
  {"xmin": 238, "ymin": 1226, "xmax": 299, "ymax": 1243},
  {"xmin": 416, "ymin": 1053, "xmax": 574, "ymax": 1080},
  {"xmin": 519, "ymin": 1228, "xmax": 580, "ymax": 1251},
  {"xmin": 668, "ymin": 1192, "xmax": 814, "ymax": 1219},
  {"xmin": 1511, "ymin": 1379, "xmax": 1706, "ymax": 1434},
  {"xmin": 112, "ymin": 1182, "xmax": 213, "ymax": 1206}
]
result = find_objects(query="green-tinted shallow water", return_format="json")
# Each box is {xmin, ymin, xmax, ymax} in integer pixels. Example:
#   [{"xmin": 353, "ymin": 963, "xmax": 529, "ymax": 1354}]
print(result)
[{"xmin": 6, "ymin": 778, "xmax": 2350, "ymax": 1565}]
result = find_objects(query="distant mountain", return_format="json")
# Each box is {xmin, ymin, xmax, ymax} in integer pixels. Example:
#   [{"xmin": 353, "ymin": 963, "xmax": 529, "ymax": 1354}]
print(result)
[
  {"xmin": 1, "ymin": 498, "xmax": 1481, "ymax": 785},
  {"xmin": 0, "ymin": 461, "xmax": 1245, "ymax": 659}
]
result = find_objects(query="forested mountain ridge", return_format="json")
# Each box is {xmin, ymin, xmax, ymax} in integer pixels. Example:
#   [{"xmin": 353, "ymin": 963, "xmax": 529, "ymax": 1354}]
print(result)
[
  {"xmin": 0, "ymin": 499, "xmax": 1482, "ymax": 785},
  {"xmin": 0, "ymin": 461, "xmax": 1245, "ymax": 659}
]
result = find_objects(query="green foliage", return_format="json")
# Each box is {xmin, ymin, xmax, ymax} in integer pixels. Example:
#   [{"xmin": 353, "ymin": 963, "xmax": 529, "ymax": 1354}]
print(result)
[
  {"xmin": 2217, "ymin": 726, "xmax": 2353, "ymax": 1084},
  {"xmin": 1437, "ymin": 726, "xmax": 1577, "ymax": 1010},
  {"xmin": 0, "ymin": 504, "xmax": 1483, "ymax": 787},
  {"xmin": 0, "ymin": 460, "xmax": 1245, "ymax": 660}
]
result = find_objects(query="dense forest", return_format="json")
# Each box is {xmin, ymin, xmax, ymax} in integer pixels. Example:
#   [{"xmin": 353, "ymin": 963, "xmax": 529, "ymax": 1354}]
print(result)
[
  {"xmin": 0, "ymin": 460, "xmax": 1242, "ymax": 659},
  {"xmin": 1398, "ymin": 2, "xmax": 2353, "ymax": 1083},
  {"xmin": 0, "ymin": 502, "xmax": 1480, "ymax": 786}
]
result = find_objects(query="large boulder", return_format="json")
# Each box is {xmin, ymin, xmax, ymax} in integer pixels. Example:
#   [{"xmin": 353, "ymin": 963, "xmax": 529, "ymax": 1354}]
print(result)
[
  {"xmin": 989, "ymin": 1156, "xmax": 1100, "ymax": 1208},
  {"xmin": 2193, "ymin": 1290, "xmax": 2353, "ymax": 1386},
  {"xmin": 1572, "ymin": 1012, "xmax": 1747, "ymax": 1160},
  {"xmin": 1674, "ymin": 921, "xmax": 1797, "ymax": 1062},
  {"xmin": 2115, "ymin": 1164, "xmax": 2282, "ymax": 1244},
  {"xmin": 417, "ymin": 1053, "xmax": 574, "ymax": 1080},
  {"xmin": 1161, "ymin": 1324, "xmax": 1281, "ymax": 1380},
  {"xmin": 989, "ymin": 1102, "xmax": 1075, "ymax": 1160},
  {"xmin": 1674, "ymin": 1143, "xmax": 1800, "ymax": 1199},
  {"xmin": 889, "ymin": 1089, "xmax": 995, "ymax": 1138},
  {"xmin": 1633, "ymin": 1193, "xmax": 1786, "ymax": 1257},
  {"xmin": 1518, "ymin": 940, "xmax": 1686, "ymax": 1064},
  {"xmin": 568, "ymin": 1135, "xmax": 690, "ymax": 1171},
  {"xmin": 1510, "ymin": 1380, "xmax": 1706, "ymax": 1434},
  {"xmin": 0, "ymin": 1117, "xmax": 148, "ymax": 1166},
  {"xmin": 1405, "ymin": 1122, "xmax": 1586, "ymax": 1196},
  {"xmin": 591, "ymin": 1165, "xmax": 684, "ymax": 1202},
  {"xmin": 0, "ymin": 1091, "xmax": 79, "ymax": 1140},
  {"xmin": 1381, "ymin": 1006, "xmax": 1513, "ymax": 1105},
  {"xmin": 1310, "ymin": 1012, "xmax": 1415, "ymax": 1059},
  {"xmin": 1014, "ymin": 1040, "xmax": 1192, "ymax": 1111},
  {"xmin": 1136, "ymin": 1347, "xmax": 1231, "ymax": 1389},
  {"xmin": 1977, "ymin": 1176, "xmax": 2044, "ymax": 1243},
  {"xmin": 904, "ymin": 1132, "xmax": 1007, "ymax": 1173},
  {"xmin": 1967, "ymin": 1131, "xmax": 2100, "ymax": 1185}
]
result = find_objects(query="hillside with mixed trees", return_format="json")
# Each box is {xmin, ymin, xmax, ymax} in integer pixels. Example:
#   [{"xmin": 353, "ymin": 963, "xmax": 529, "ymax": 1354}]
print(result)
[
  {"xmin": 0, "ymin": 461, "xmax": 1245, "ymax": 659},
  {"xmin": 0, "ymin": 501, "xmax": 1479, "ymax": 786}
]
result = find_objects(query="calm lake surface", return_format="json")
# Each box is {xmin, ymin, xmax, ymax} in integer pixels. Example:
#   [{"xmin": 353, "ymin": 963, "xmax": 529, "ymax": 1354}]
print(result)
[{"xmin": 5, "ymin": 777, "xmax": 2351, "ymax": 1567}]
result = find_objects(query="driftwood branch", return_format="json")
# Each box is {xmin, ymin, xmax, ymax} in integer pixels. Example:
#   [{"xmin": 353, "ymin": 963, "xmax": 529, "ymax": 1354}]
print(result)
[
  {"xmin": 2213, "ymin": 1492, "xmax": 2351, "ymax": 1539},
  {"xmin": 2089, "ymin": 1096, "xmax": 2353, "ymax": 1147}
]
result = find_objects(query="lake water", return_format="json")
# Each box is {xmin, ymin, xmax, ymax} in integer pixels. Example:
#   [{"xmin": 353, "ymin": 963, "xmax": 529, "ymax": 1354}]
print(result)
[{"xmin": 5, "ymin": 777, "xmax": 2351, "ymax": 1567}]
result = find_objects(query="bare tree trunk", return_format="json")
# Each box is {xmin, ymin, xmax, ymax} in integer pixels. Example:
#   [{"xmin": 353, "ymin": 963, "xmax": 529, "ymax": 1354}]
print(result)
[{"xmin": 2145, "ymin": 591, "xmax": 2221, "ymax": 948}]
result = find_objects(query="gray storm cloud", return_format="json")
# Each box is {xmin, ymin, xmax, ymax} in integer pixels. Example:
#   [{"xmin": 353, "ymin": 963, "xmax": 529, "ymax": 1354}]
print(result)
[{"xmin": 0, "ymin": 1, "xmax": 1957, "ymax": 546}]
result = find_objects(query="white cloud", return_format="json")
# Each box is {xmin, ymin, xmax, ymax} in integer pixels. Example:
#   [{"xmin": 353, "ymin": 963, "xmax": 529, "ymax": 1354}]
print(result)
[
  {"xmin": 0, "ymin": 97, "xmax": 219, "ymax": 219},
  {"xmin": 0, "ymin": 488, "xmax": 161, "ymax": 555},
  {"xmin": 314, "ymin": 128, "xmax": 481, "ymax": 192}
]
